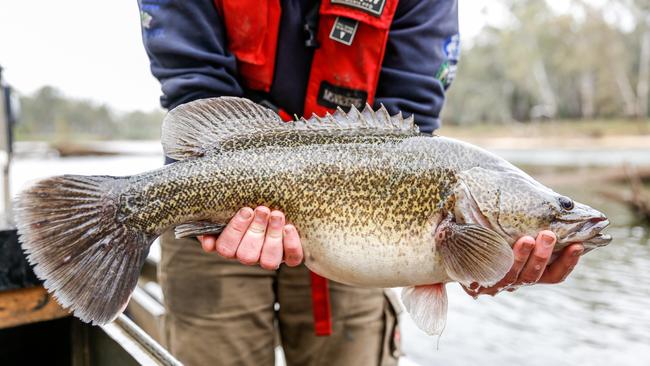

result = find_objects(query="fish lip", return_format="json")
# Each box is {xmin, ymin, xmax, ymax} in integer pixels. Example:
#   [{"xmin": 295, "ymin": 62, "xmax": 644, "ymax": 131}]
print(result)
[
  {"xmin": 562, "ymin": 218, "xmax": 612, "ymax": 246},
  {"xmin": 583, "ymin": 218, "xmax": 610, "ymax": 233},
  {"xmin": 584, "ymin": 233, "xmax": 613, "ymax": 246}
]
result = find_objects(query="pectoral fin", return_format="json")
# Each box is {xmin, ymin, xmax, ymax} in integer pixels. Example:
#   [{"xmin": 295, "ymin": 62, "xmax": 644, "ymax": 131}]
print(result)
[
  {"xmin": 437, "ymin": 220, "xmax": 514, "ymax": 287},
  {"xmin": 175, "ymin": 221, "xmax": 226, "ymax": 239},
  {"xmin": 401, "ymin": 284, "xmax": 448, "ymax": 336}
]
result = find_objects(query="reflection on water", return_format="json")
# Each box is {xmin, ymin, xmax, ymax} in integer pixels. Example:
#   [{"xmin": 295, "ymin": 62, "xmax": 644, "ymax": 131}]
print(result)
[
  {"xmin": 400, "ymin": 226, "xmax": 650, "ymax": 366},
  {"xmin": 9, "ymin": 153, "xmax": 650, "ymax": 366}
]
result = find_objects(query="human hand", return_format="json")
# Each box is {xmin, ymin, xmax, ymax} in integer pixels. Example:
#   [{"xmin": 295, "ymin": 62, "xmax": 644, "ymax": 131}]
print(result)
[
  {"xmin": 463, "ymin": 230, "xmax": 584, "ymax": 297},
  {"xmin": 197, "ymin": 206, "xmax": 304, "ymax": 270}
]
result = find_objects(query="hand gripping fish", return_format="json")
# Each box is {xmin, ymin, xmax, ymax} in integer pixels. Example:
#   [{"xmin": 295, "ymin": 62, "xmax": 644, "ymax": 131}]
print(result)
[{"xmin": 14, "ymin": 97, "xmax": 611, "ymax": 335}]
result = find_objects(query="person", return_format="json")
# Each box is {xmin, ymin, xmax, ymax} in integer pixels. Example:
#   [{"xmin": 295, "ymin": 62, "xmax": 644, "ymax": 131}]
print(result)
[{"xmin": 138, "ymin": 1, "xmax": 585, "ymax": 365}]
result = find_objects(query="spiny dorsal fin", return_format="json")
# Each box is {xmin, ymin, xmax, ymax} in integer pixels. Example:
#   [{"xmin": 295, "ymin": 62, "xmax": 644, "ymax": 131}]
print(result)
[
  {"xmin": 161, "ymin": 97, "xmax": 419, "ymax": 161},
  {"xmin": 294, "ymin": 104, "xmax": 416, "ymax": 132},
  {"xmin": 161, "ymin": 97, "xmax": 282, "ymax": 160}
]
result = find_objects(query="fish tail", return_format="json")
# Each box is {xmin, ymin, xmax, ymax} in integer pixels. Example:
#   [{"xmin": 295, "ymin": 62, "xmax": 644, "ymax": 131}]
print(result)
[{"xmin": 14, "ymin": 175, "xmax": 154, "ymax": 325}]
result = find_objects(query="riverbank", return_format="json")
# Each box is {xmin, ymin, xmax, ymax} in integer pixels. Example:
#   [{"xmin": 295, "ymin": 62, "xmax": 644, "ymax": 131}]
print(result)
[
  {"xmin": 15, "ymin": 120, "xmax": 650, "ymax": 166},
  {"xmin": 440, "ymin": 119, "xmax": 650, "ymax": 150}
]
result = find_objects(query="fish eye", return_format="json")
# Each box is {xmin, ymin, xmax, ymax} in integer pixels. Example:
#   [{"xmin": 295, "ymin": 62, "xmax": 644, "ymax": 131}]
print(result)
[{"xmin": 558, "ymin": 196, "xmax": 574, "ymax": 210}]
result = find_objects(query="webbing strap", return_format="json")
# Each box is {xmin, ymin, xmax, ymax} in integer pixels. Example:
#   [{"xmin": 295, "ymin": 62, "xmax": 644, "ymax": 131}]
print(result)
[{"xmin": 309, "ymin": 271, "xmax": 332, "ymax": 336}]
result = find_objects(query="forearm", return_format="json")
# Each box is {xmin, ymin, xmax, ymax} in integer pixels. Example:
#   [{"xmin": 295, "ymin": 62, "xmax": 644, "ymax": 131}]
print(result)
[
  {"xmin": 375, "ymin": 0, "xmax": 459, "ymax": 133},
  {"xmin": 138, "ymin": 0, "xmax": 244, "ymax": 109}
]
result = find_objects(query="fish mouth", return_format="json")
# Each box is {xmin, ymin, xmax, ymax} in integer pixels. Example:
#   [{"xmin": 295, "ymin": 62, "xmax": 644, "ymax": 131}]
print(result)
[
  {"xmin": 584, "ymin": 232, "xmax": 612, "ymax": 247},
  {"xmin": 563, "ymin": 217, "xmax": 612, "ymax": 247}
]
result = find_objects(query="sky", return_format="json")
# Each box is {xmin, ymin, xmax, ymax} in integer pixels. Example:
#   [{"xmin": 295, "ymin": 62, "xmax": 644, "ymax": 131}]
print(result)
[{"xmin": 0, "ymin": 1, "xmax": 506, "ymax": 112}]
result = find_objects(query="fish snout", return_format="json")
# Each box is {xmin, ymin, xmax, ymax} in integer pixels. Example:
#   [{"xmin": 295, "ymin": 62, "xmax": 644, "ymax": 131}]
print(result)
[{"xmin": 564, "ymin": 215, "xmax": 612, "ymax": 247}]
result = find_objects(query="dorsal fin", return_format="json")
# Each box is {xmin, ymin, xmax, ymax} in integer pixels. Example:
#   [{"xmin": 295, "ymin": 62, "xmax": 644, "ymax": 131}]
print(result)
[
  {"xmin": 161, "ymin": 97, "xmax": 282, "ymax": 160},
  {"xmin": 161, "ymin": 97, "xmax": 419, "ymax": 160}
]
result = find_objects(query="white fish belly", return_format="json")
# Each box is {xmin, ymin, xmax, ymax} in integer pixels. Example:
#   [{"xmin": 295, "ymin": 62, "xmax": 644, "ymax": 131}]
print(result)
[{"xmin": 301, "ymin": 231, "xmax": 448, "ymax": 287}]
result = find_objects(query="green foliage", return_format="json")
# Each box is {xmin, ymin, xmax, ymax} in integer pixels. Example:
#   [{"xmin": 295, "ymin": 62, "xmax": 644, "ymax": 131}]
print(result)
[
  {"xmin": 16, "ymin": 86, "xmax": 164, "ymax": 141},
  {"xmin": 443, "ymin": 0, "xmax": 650, "ymax": 124}
]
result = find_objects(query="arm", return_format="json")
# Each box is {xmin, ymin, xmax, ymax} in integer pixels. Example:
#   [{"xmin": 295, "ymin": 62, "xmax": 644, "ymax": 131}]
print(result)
[
  {"xmin": 139, "ymin": 0, "xmax": 303, "ymax": 268},
  {"xmin": 375, "ymin": 0, "xmax": 459, "ymax": 134},
  {"xmin": 139, "ymin": 0, "xmax": 244, "ymax": 109}
]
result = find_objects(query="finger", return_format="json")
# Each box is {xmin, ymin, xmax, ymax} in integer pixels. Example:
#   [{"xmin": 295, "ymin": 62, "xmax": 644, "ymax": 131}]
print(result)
[
  {"xmin": 259, "ymin": 211, "xmax": 285, "ymax": 270},
  {"xmin": 539, "ymin": 244, "xmax": 584, "ymax": 284},
  {"xmin": 215, "ymin": 207, "xmax": 254, "ymax": 258},
  {"xmin": 472, "ymin": 236, "xmax": 536, "ymax": 296},
  {"xmin": 518, "ymin": 231, "xmax": 556, "ymax": 285},
  {"xmin": 461, "ymin": 282, "xmax": 481, "ymax": 298},
  {"xmin": 499, "ymin": 236, "xmax": 536, "ymax": 287},
  {"xmin": 282, "ymin": 224, "xmax": 303, "ymax": 267},
  {"xmin": 199, "ymin": 235, "xmax": 217, "ymax": 253},
  {"xmin": 236, "ymin": 206, "xmax": 271, "ymax": 265}
]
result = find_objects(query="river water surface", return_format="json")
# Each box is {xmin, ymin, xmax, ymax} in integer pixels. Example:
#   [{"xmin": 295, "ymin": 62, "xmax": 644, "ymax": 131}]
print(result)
[{"xmin": 8, "ymin": 147, "xmax": 650, "ymax": 366}]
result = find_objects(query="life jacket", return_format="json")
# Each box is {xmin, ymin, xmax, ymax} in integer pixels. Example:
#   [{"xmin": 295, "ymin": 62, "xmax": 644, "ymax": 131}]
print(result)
[{"xmin": 213, "ymin": 0, "xmax": 399, "ymax": 336}]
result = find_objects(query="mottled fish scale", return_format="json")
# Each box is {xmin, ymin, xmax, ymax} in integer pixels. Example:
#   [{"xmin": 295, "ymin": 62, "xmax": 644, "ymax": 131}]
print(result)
[{"xmin": 14, "ymin": 97, "xmax": 610, "ymax": 335}]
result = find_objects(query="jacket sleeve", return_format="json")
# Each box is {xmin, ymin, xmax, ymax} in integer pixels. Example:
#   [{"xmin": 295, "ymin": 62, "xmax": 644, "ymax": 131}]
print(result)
[
  {"xmin": 374, "ymin": 0, "xmax": 459, "ymax": 133},
  {"xmin": 138, "ymin": 0, "xmax": 244, "ymax": 110}
]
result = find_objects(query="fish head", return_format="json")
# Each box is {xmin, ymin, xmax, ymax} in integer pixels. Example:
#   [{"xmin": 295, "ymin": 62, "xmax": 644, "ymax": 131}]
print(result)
[{"xmin": 455, "ymin": 167, "xmax": 612, "ymax": 251}]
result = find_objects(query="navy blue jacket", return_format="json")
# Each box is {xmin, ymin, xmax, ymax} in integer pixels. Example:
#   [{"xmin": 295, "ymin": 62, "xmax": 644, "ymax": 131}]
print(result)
[{"xmin": 139, "ymin": 0, "xmax": 459, "ymax": 133}]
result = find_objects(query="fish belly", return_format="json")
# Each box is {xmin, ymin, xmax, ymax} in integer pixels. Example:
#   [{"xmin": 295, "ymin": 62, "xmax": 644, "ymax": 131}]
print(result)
[{"xmin": 300, "ymin": 224, "xmax": 447, "ymax": 288}]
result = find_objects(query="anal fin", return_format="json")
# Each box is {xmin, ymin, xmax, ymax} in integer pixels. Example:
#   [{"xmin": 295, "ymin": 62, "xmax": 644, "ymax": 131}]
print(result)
[
  {"xmin": 437, "ymin": 220, "xmax": 514, "ymax": 287},
  {"xmin": 402, "ymin": 284, "xmax": 448, "ymax": 336},
  {"xmin": 175, "ymin": 221, "xmax": 226, "ymax": 239}
]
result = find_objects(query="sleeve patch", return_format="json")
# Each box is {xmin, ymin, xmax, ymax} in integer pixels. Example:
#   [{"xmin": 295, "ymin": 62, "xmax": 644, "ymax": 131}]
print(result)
[{"xmin": 436, "ymin": 34, "xmax": 461, "ymax": 88}]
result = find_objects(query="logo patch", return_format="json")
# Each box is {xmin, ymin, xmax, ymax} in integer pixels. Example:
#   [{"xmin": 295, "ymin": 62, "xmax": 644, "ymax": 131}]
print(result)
[
  {"xmin": 331, "ymin": 0, "xmax": 386, "ymax": 17},
  {"xmin": 140, "ymin": 11, "xmax": 153, "ymax": 29},
  {"xmin": 329, "ymin": 17, "xmax": 359, "ymax": 46},
  {"xmin": 443, "ymin": 34, "xmax": 461, "ymax": 62},
  {"xmin": 436, "ymin": 34, "xmax": 461, "ymax": 88},
  {"xmin": 317, "ymin": 81, "xmax": 368, "ymax": 109}
]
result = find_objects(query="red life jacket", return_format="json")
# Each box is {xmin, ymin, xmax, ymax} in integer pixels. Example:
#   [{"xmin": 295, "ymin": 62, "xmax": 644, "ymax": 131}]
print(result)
[{"xmin": 213, "ymin": 0, "xmax": 399, "ymax": 336}]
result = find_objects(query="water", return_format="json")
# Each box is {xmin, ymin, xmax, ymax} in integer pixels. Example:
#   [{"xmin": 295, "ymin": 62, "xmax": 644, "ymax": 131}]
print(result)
[
  {"xmin": 400, "ymin": 225, "xmax": 650, "ymax": 366},
  {"xmin": 8, "ymin": 152, "xmax": 650, "ymax": 366}
]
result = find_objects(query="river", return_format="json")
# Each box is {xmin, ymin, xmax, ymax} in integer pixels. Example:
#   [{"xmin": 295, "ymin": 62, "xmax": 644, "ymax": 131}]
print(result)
[{"xmin": 8, "ymin": 146, "xmax": 650, "ymax": 366}]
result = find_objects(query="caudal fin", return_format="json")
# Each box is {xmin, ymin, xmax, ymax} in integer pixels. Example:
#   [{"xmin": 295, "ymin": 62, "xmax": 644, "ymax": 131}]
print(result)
[{"xmin": 14, "ymin": 175, "xmax": 154, "ymax": 325}]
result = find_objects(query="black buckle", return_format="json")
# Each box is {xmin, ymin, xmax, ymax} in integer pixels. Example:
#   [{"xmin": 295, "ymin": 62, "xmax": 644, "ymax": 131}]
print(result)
[
  {"xmin": 303, "ymin": 1, "xmax": 320, "ymax": 48},
  {"xmin": 304, "ymin": 23, "xmax": 319, "ymax": 48}
]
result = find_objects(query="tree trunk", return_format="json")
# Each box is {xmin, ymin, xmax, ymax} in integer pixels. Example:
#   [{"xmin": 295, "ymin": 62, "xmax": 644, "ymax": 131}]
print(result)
[
  {"xmin": 636, "ymin": 16, "xmax": 650, "ymax": 118},
  {"xmin": 580, "ymin": 71, "xmax": 596, "ymax": 119},
  {"xmin": 532, "ymin": 58, "xmax": 558, "ymax": 119},
  {"xmin": 610, "ymin": 47, "xmax": 638, "ymax": 117}
]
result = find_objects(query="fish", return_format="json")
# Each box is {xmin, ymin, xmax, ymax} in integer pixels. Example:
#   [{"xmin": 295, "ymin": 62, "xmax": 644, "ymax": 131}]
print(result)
[{"xmin": 14, "ymin": 97, "xmax": 612, "ymax": 335}]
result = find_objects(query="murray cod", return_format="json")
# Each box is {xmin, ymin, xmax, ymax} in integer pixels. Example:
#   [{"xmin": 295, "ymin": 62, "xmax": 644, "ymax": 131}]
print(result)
[{"xmin": 15, "ymin": 97, "xmax": 611, "ymax": 335}]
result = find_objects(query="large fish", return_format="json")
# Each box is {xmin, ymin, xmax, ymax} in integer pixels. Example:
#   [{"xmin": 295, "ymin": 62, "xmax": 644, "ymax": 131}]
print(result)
[{"xmin": 14, "ymin": 97, "xmax": 611, "ymax": 335}]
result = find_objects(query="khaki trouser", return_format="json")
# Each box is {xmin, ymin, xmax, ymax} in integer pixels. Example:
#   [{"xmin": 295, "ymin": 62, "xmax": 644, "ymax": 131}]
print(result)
[{"xmin": 159, "ymin": 231, "xmax": 401, "ymax": 366}]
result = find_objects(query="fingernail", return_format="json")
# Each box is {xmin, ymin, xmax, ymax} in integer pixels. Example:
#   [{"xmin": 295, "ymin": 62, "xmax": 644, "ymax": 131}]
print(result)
[
  {"xmin": 239, "ymin": 208, "xmax": 252, "ymax": 219},
  {"xmin": 270, "ymin": 215, "xmax": 282, "ymax": 226},
  {"xmin": 541, "ymin": 233, "xmax": 555, "ymax": 247},
  {"xmin": 523, "ymin": 239, "xmax": 535, "ymax": 251},
  {"xmin": 284, "ymin": 225, "xmax": 294, "ymax": 234},
  {"xmin": 254, "ymin": 209, "xmax": 268, "ymax": 223},
  {"xmin": 469, "ymin": 282, "xmax": 479, "ymax": 290},
  {"xmin": 573, "ymin": 248, "xmax": 584, "ymax": 257}
]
